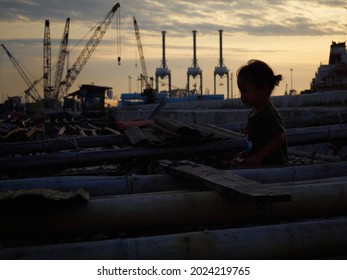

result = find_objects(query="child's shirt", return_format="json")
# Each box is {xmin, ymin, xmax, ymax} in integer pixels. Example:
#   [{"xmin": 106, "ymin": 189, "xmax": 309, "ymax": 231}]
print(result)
[{"xmin": 244, "ymin": 102, "xmax": 288, "ymax": 166}]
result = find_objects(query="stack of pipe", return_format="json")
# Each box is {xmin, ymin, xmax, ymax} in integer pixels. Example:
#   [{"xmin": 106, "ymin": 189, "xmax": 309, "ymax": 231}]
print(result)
[
  {"xmin": 0, "ymin": 124, "xmax": 346, "ymax": 174},
  {"xmin": 1, "ymin": 161, "xmax": 347, "ymax": 259}
]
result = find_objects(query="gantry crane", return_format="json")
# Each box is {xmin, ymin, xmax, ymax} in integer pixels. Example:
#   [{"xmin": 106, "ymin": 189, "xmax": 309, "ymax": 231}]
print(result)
[
  {"xmin": 187, "ymin": 30, "xmax": 202, "ymax": 95},
  {"xmin": 1, "ymin": 44, "xmax": 42, "ymax": 102},
  {"xmin": 43, "ymin": 19, "xmax": 52, "ymax": 99},
  {"xmin": 214, "ymin": 30, "xmax": 230, "ymax": 98},
  {"xmin": 56, "ymin": 3, "xmax": 121, "ymax": 101},
  {"xmin": 155, "ymin": 31, "xmax": 171, "ymax": 93},
  {"xmin": 50, "ymin": 17, "xmax": 70, "ymax": 100}
]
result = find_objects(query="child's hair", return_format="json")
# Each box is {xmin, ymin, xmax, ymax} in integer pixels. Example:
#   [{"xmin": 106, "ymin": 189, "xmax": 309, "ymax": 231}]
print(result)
[{"xmin": 237, "ymin": 59, "xmax": 282, "ymax": 93}]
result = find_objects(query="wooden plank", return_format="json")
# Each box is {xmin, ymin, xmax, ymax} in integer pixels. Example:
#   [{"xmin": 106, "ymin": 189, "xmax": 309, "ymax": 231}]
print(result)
[
  {"xmin": 160, "ymin": 160, "xmax": 291, "ymax": 203},
  {"xmin": 124, "ymin": 126, "xmax": 148, "ymax": 145}
]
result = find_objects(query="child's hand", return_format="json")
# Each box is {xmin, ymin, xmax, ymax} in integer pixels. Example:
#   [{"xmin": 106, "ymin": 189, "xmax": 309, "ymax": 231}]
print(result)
[{"xmin": 229, "ymin": 151, "xmax": 246, "ymax": 167}]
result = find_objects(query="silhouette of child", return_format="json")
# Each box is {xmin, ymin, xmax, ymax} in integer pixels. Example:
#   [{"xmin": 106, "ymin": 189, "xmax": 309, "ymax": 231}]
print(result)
[{"xmin": 232, "ymin": 59, "xmax": 288, "ymax": 167}]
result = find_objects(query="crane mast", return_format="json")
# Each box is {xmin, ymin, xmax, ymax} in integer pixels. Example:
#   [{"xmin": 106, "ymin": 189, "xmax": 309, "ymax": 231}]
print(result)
[
  {"xmin": 1, "ymin": 44, "xmax": 42, "ymax": 102},
  {"xmin": 43, "ymin": 19, "xmax": 52, "ymax": 99},
  {"xmin": 51, "ymin": 17, "xmax": 70, "ymax": 100},
  {"xmin": 133, "ymin": 17, "xmax": 150, "ymax": 89},
  {"xmin": 57, "ymin": 3, "xmax": 120, "ymax": 101}
]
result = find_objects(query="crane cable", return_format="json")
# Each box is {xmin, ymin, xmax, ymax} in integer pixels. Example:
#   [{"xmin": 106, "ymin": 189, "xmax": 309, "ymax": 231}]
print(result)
[{"xmin": 117, "ymin": 6, "xmax": 121, "ymax": 65}]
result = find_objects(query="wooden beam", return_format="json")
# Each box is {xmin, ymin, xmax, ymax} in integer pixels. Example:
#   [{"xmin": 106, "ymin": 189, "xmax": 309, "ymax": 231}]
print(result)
[{"xmin": 160, "ymin": 160, "xmax": 291, "ymax": 203}]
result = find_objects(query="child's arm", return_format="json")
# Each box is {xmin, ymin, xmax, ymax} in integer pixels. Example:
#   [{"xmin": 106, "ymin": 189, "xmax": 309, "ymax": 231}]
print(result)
[{"xmin": 242, "ymin": 130, "xmax": 285, "ymax": 167}]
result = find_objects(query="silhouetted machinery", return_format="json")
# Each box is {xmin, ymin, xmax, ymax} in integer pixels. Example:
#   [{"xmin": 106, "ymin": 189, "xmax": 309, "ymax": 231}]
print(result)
[{"xmin": 133, "ymin": 16, "xmax": 156, "ymax": 103}]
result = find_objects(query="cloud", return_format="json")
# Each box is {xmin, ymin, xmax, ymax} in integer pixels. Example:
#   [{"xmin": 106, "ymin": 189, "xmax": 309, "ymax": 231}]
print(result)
[{"xmin": 0, "ymin": 0, "xmax": 344, "ymax": 38}]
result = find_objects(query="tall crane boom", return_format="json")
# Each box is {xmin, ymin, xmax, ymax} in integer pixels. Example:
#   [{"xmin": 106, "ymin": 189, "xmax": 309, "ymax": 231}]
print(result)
[
  {"xmin": 1, "ymin": 44, "xmax": 42, "ymax": 102},
  {"xmin": 43, "ymin": 19, "xmax": 52, "ymax": 99},
  {"xmin": 51, "ymin": 17, "xmax": 70, "ymax": 100},
  {"xmin": 133, "ymin": 16, "xmax": 150, "ymax": 88},
  {"xmin": 57, "ymin": 3, "xmax": 120, "ymax": 101}
]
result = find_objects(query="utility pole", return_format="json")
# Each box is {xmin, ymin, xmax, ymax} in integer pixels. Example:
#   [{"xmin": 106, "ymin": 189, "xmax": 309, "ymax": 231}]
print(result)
[{"xmin": 290, "ymin": 68, "xmax": 293, "ymax": 92}]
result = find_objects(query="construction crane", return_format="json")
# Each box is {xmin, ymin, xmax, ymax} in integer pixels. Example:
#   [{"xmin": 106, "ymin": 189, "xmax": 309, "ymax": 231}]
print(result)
[
  {"xmin": 56, "ymin": 3, "xmax": 121, "ymax": 101},
  {"xmin": 133, "ymin": 16, "xmax": 156, "ymax": 103},
  {"xmin": 133, "ymin": 17, "xmax": 151, "ymax": 90},
  {"xmin": 50, "ymin": 17, "xmax": 70, "ymax": 100},
  {"xmin": 43, "ymin": 19, "xmax": 52, "ymax": 99},
  {"xmin": 1, "ymin": 44, "xmax": 42, "ymax": 102}
]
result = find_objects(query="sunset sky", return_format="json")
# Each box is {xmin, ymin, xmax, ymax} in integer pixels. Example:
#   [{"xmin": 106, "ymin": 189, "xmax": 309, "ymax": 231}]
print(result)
[{"xmin": 0, "ymin": 0, "xmax": 346, "ymax": 101}]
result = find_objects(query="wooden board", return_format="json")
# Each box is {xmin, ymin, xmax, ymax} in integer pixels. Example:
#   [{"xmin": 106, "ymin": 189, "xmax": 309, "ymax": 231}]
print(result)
[
  {"xmin": 124, "ymin": 127, "xmax": 148, "ymax": 145},
  {"xmin": 160, "ymin": 160, "xmax": 291, "ymax": 203}
]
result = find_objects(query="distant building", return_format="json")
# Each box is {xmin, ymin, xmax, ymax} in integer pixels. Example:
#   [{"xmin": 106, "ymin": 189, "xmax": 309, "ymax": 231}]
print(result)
[{"xmin": 310, "ymin": 41, "xmax": 347, "ymax": 92}]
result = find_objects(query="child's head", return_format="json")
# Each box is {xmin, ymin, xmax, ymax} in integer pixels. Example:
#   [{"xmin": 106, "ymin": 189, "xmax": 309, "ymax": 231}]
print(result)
[{"xmin": 237, "ymin": 59, "xmax": 282, "ymax": 108}]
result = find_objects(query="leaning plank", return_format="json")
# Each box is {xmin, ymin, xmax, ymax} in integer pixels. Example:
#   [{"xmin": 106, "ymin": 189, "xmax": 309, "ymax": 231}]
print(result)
[
  {"xmin": 124, "ymin": 126, "xmax": 148, "ymax": 145},
  {"xmin": 160, "ymin": 160, "xmax": 291, "ymax": 203}
]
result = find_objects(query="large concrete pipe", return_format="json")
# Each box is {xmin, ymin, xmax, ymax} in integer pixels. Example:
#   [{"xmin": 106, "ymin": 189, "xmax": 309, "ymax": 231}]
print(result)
[
  {"xmin": 1, "ymin": 124, "xmax": 346, "ymax": 173},
  {"xmin": 0, "ymin": 175, "xmax": 201, "ymax": 196},
  {"xmin": 2, "ymin": 181, "xmax": 347, "ymax": 240},
  {"xmin": 0, "ymin": 161, "xmax": 347, "ymax": 194},
  {"xmin": 0, "ymin": 134, "xmax": 128, "ymax": 156},
  {"xmin": 1, "ymin": 217, "xmax": 346, "ymax": 259}
]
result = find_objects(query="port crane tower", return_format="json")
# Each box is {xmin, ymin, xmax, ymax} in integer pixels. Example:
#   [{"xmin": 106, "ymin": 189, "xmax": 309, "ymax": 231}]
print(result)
[
  {"xmin": 213, "ymin": 30, "xmax": 230, "ymax": 98},
  {"xmin": 155, "ymin": 31, "xmax": 171, "ymax": 93},
  {"xmin": 56, "ymin": 2, "xmax": 121, "ymax": 102},
  {"xmin": 187, "ymin": 30, "xmax": 203, "ymax": 95}
]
